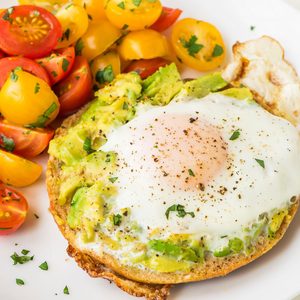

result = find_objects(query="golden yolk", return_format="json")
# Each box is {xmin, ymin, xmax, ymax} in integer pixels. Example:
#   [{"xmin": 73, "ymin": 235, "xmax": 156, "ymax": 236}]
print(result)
[{"xmin": 146, "ymin": 114, "xmax": 228, "ymax": 191}]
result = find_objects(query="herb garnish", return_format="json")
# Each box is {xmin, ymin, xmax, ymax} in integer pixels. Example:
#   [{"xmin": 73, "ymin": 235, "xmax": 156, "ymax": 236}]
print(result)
[
  {"xmin": 83, "ymin": 137, "xmax": 95, "ymax": 154},
  {"xmin": 34, "ymin": 82, "xmax": 40, "ymax": 94},
  {"xmin": 61, "ymin": 28, "xmax": 71, "ymax": 41},
  {"xmin": 95, "ymin": 65, "xmax": 114, "ymax": 85},
  {"xmin": 10, "ymin": 66, "xmax": 22, "ymax": 82},
  {"xmin": 75, "ymin": 38, "xmax": 84, "ymax": 56},
  {"xmin": 0, "ymin": 134, "xmax": 15, "ymax": 152},
  {"xmin": 118, "ymin": 1, "xmax": 125, "ymax": 9},
  {"xmin": 109, "ymin": 177, "xmax": 118, "ymax": 183},
  {"xmin": 113, "ymin": 214, "xmax": 122, "ymax": 226},
  {"xmin": 165, "ymin": 204, "xmax": 195, "ymax": 219},
  {"xmin": 11, "ymin": 251, "xmax": 34, "ymax": 265},
  {"xmin": 27, "ymin": 102, "xmax": 58, "ymax": 128},
  {"xmin": 51, "ymin": 71, "xmax": 58, "ymax": 78},
  {"xmin": 39, "ymin": 261, "xmax": 48, "ymax": 271},
  {"xmin": 16, "ymin": 278, "xmax": 25, "ymax": 286},
  {"xmin": 21, "ymin": 249, "xmax": 30, "ymax": 255},
  {"xmin": 62, "ymin": 58, "xmax": 70, "ymax": 72},
  {"xmin": 255, "ymin": 158, "xmax": 265, "ymax": 168},
  {"xmin": 2, "ymin": 7, "xmax": 14, "ymax": 23},
  {"xmin": 212, "ymin": 44, "xmax": 224, "ymax": 57},
  {"xmin": 180, "ymin": 35, "xmax": 203, "ymax": 57},
  {"xmin": 188, "ymin": 169, "xmax": 195, "ymax": 177},
  {"xmin": 132, "ymin": 0, "xmax": 142, "ymax": 7},
  {"xmin": 229, "ymin": 129, "xmax": 240, "ymax": 141},
  {"xmin": 63, "ymin": 286, "xmax": 69, "ymax": 295},
  {"xmin": 250, "ymin": 25, "xmax": 255, "ymax": 31}
]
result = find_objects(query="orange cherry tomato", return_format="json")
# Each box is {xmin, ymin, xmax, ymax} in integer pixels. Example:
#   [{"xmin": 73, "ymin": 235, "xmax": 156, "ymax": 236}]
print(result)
[
  {"xmin": 37, "ymin": 47, "xmax": 75, "ymax": 85},
  {"xmin": 0, "ymin": 184, "xmax": 28, "ymax": 236},
  {"xmin": 0, "ymin": 119, "xmax": 54, "ymax": 158},
  {"xmin": 150, "ymin": 7, "xmax": 182, "ymax": 32}
]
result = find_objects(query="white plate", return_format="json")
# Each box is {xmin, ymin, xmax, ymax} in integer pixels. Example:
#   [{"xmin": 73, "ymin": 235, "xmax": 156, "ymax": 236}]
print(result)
[{"xmin": 1, "ymin": 0, "xmax": 300, "ymax": 299}]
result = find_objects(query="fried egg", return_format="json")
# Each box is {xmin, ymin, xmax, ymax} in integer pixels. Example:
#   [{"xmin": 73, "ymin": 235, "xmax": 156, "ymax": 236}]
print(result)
[{"xmin": 102, "ymin": 94, "xmax": 300, "ymax": 249}]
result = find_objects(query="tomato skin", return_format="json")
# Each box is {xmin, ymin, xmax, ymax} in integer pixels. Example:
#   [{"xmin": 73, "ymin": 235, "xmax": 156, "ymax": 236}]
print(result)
[
  {"xmin": 124, "ymin": 58, "xmax": 170, "ymax": 79},
  {"xmin": 0, "ymin": 184, "xmax": 28, "ymax": 235},
  {"xmin": 0, "ymin": 57, "xmax": 50, "ymax": 88},
  {"xmin": 0, "ymin": 50, "xmax": 6, "ymax": 59},
  {"xmin": 0, "ymin": 150, "xmax": 42, "ymax": 187},
  {"xmin": 150, "ymin": 7, "xmax": 182, "ymax": 32},
  {"xmin": 37, "ymin": 47, "xmax": 75, "ymax": 85},
  {"xmin": 54, "ymin": 56, "xmax": 93, "ymax": 116},
  {"xmin": 0, "ymin": 119, "xmax": 54, "ymax": 158},
  {"xmin": 74, "ymin": 0, "xmax": 106, "ymax": 22},
  {"xmin": 0, "ymin": 5, "xmax": 62, "ymax": 59}
]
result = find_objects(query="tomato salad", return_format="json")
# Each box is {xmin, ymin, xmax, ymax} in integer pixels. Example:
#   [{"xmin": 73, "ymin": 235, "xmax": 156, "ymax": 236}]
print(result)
[{"xmin": 0, "ymin": 0, "xmax": 226, "ymax": 235}]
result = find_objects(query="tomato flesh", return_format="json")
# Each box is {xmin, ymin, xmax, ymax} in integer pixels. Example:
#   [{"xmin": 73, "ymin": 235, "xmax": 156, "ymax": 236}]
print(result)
[
  {"xmin": 54, "ymin": 56, "xmax": 93, "ymax": 116},
  {"xmin": 0, "ymin": 57, "xmax": 50, "ymax": 88},
  {"xmin": 0, "ymin": 5, "xmax": 62, "ymax": 58},
  {"xmin": 0, "ymin": 184, "xmax": 28, "ymax": 236},
  {"xmin": 124, "ymin": 58, "xmax": 170, "ymax": 79},
  {"xmin": 151, "ymin": 7, "xmax": 182, "ymax": 32},
  {"xmin": 0, "ymin": 119, "xmax": 54, "ymax": 158},
  {"xmin": 37, "ymin": 47, "xmax": 75, "ymax": 85}
]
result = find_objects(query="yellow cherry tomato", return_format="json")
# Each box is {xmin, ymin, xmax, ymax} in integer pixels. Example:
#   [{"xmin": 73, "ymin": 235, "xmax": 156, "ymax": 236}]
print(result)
[
  {"xmin": 18, "ymin": 0, "xmax": 68, "ymax": 12},
  {"xmin": 0, "ymin": 70, "xmax": 60, "ymax": 127},
  {"xmin": 56, "ymin": 4, "xmax": 89, "ymax": 49},
  {"xmin": 74, "ymin": 0, "xmax": 106, "ymax": 22},
  {"xmin": 118, "ymin": 29, "xmax": 169, "ymax": 60},
  {"xmin": 104, "ymin": 0, "xmax": 162, "ymax": 31},
  {"xmin": 171, "ymin": 18, "xmax": 226, "ymax": 72},
  {"xmin": 78, "ymin": 20, "xmax": 122, "ymax": 61},
  {"xmin": 0, "ymin": 150, "xmax": 42, "ymax": 187},
  {"xmin": 90, "ymin": 51, "xmax": 121, "ymax": 90}
]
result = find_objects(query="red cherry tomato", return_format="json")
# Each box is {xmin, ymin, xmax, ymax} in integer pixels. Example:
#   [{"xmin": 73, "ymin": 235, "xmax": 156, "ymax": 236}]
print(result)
[
  {"xmin": 0, "ymin": 119, "xmax": 54, "ymax": 158},
  {"xmin": 54, "ymin": 56, "xmax": 93, "ymax": 116},
  {"xmin": 36, "ymin": 47, "xmax": 75, "ymax": 86},
  {"xmin": 0, "ymin": 184, "xmax": 28, "ymax": 236},
  {"xmin": 150, "ymin": 7, "xmax": 182, "ymax": 32},
  {"xmin": 124, "ymin": 58, "xmax": 170, "ymax": 79},
  {"xmin": 0, "ymin": 57, "xmax": 50, "ymax": 88},
  {"xmin": 0, "ymin": 5, "xmax": 62, "ymax": 59}
]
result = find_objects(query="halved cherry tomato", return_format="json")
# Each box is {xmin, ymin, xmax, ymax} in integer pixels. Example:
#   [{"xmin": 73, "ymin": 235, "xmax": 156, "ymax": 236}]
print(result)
[
  {"xmin": 118, "ymin": 29, "xmax": 169, "ymax": 60},
  {"xmin": 0, "ymin": 57, "xmax": 50, "ymax": 88},
  {"xmin": 37, "ymin": 47, "xmax": 75, "ymax": 85},
  {"xmin": 0, "ymin": 184, "xmax": 28, "ymax": 236},
  {"xmin": 18, "ymin": 0, "xmax": 68, "ymax": 12},
  {"xmin": 0, "ymin": 119, "xmax": 54, "ymax": 158},
  {"xmin": 0, "ymin": 50, "xmax": 5, "ymax": 59},
  {"xmin": 74, "ymin": 0, "xmax": 106, "ymax": 22},
  {"xmin": 0, "ymin": 5, "xmax": 62, "ymax": 59},
  {"xmin": 150, "ymin": 7, "xmax": 182, "ymax": 32},
  {"xmin": 0, "ymin": 150, "xmax": 42, "ymax": 187},
  {"xmin": 124, "ymin": 58, "xmax": 170, "ymax": 79},
  {"xmin": 54, "ymin": 56, "xmax": 93, "ymax": 116}
]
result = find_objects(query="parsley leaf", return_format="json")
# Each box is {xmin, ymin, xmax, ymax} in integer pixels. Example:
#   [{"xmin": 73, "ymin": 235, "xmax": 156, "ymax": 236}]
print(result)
[
  {"xmin": 117, "ymin": 1, "xmax": 125, "ymax": 9},
  {"xmin": 0, "ymin": 134, "xmax": 15, "ymax": 152},
  {"xmin": 34, "ymin": 82, "xmax": 40, "ymax": 94},
  {"xmin": 132, "ymin": 0, "xmax": 142, "ymax": 7},
  {"xmin": 113, "ymin": 214, "xmax": 122, "ymax": 226},
  {"xmin": 39, "ymin": 261, "xmax": 48, "ymax": 271},
  {"xmin": 51, "ymin": 70, "xmax": 58, "ymax": 78},
  {"xmin": 21, "ymin": 249, "xmax": 30, "ymax": 255},
  {"xmin": 2, "ymin": 7, "xmax": 14, "ymax": 23},
  {"xmin": 11, "ymin": 252, "xmax": 34, "ymax": 265},
  {"xmin": 75, "ymin": 38, "xmax": 84, "ymax": 56},
  {"xmin": 27, "ymin": 102, "xmax": 58, "ymax": 128},
  {"xmin": 188, "ymin": 169, "xmax": 195, "ymax": 177},
  {"xmin": 16, "ymin": 278, "xmax": 25, "ymax": 286},
  {"xmin": 62, "ymin": 58, "xmax": 70, "ymax": 72},
  {"xmin": 95, "ymin": 65, "xmax": 114, "ymax": 85},
  {"xmin": 61, "ymin": 28, "xmax": 71, "ymax": 41},
  {"xmin": 250, "ymin": 25, "xmax": 255, "ymax": 31},
  {"xmin": 63, "ymin": 286, "xmax": 69, "ymax": 295},
  {"xmin": 83, "ymin": 137, "xmax": 95, "ymax": 154},
  {"xmin": 229, "ymin": 129, "xmax": 240, "ymax": 141},
  {"xmin": 255, "ymin": 158, "xmax": 265, "ymax": 168},
  {"xmin": 10, "ymin": 66, "xmax": 22, "ymax": 82},
  {"xmin": 180, "ymin": 35, "xmax": 203, "ymax": 57},
  {"xmin": 109, "ymin": 177, "xmax": 118, "ymax": 183},
  {"xmin": 212, "ymin": 44, "xmax": 224, "ymax": 57},
  {"xmin": 165, "ymin": 204, "xmax": 195, "ymax": 219}
]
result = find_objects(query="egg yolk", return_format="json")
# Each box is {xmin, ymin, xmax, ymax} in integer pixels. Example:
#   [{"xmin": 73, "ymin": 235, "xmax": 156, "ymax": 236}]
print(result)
[{"xmin": 142, "ymin": 114, "xmax": 228, "ymax": 191}]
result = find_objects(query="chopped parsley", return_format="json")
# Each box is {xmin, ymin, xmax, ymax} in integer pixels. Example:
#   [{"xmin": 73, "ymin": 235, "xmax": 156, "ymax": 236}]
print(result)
[
  {"xmin": 188, "ymin": 169, "xmax": 195, "ymax": 177},
  {"xmin": 62, "ymin": 58, "xmax": 70, "ymax": 72},
  {"xmin": 10, "ymin": 66, "xmax": 22, "ymax": 82},
  {"xmin": 0, "ymin": 134, "xmax": 15, "ymax": 152},
  {"xmin": 118, "ymin": 1, "xmax": 125, "ymax": 9},
  {"xmin": 16, "ymin": 278, "xmax": 25, "ymax": 286},
  {"xmin": 51, "ymin": 71, "xmax": 58, "ymax": 78},
  {"xmin": 83, "ymin": 137, "xmax": 95, "ymax": 154},
  {"xmin": 229, "ymin": 129, "xmax": 240, "ymax": 141},
  {"xmin": 61, "ymin": 28, "xmax": 71, "ymax": 41},
  {"xmin": 95, "ymin": 65, "xmax": 114, "ymax": 85},
  {"xmin": 113, "ymin": 214, "xmax": 122, "ymax": 226},
  {"xmin": 39, "ymin": 261, "xmax": 48, "ymax": 271},
  {"xmin": 212, "ymin": 44, "xmax": 224, "ymax": 57},
  {"xmin": 0, "ymin": 227, "xmax": 12, "ymax": 231},
  {"xmin": 180, "ymin": 35, "xmax": 203, "ymax": 57},
  {"xmin": 2, "ymin": 7, "xmax": 14, "ymax": 23},
  {"xmin": 27, "ymin": 102, "xmax": 58, "ymax": 128},
  {"xmin": 34, "ymin": 82, "xmax": 40, "ymax": 94},
  {"xmin": 122, "ymin": 24, "xmax": 129, "ymax": 30},
  {"xmin": 11, "ymin": 251, "xmax": 34, "ymax": 265},
  {"xmin": 32, "ymin": 10, "xmax": 40, "ymax": 17},
  {"xmin": 63, "ymin": 286, "xmax": 69, "ymax": 295},
  {"xmin": 109, "ymin": 177, "xmax": 118, "ymax": 183},
  {"xmin": 75, "ymin": 38, "xmax": 84, "ymax": 56},
  {"xmin": 250, "ymin": 25, "xmax": 255, "ymax": 31},
  {"xmin": 255, "ymin": 158, "xmax": 265, "ymax": 169},
  {"xmin": 122, "ymin": 102, "xmax": 129, "ymax": 110},
  {"xmin": 132, "ymin": 0, "xmax": 142, "ymax": 7},
  {"xmin": 21, "ymin": 249, "xmax": 30, "ymax": 255},
  {"xmin": 165, "ymin": 204, "xmax": 195, "ymax": 220}
]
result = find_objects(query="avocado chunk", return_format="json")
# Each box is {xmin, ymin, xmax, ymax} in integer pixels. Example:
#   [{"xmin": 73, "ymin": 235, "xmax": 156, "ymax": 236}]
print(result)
[
  {"xmin": 142, "ymin": 63, "xmax": 183, "ymax": 105},
  {"xmin": 268, "ymin": 209, "xmax": 288, "ymax": 238},
  {"xmin": 219, "ymin": 87, "xmax": 253, "ymax": 101},
  {"xmin": 214, "ymin": 237, "xmax": 244, "ymax": 257},
  {"xmin": 184, "ymin": 73, "xmax": 228, "ymax": 98},
  {"xmin": 145, "ymin": 255, "xmax": 190, "ymax": 273}
]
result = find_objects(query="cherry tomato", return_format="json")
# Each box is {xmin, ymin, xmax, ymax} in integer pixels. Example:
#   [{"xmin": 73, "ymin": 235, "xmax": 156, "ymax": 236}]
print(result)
[
  {"xmin": 74, "ymin": 0, "xmax": 106, "ymax": 22},
  {"xmin": 104, "ymin": 0, "xmax": 162, "ymax": 31},
  {"xmin": 78, "ymin": 20, "xmax": 122, "ymax": 61},
  {"xmin": 37, "ymin": 47, "xmax": 75, "ymax": 85},
  {"xmin": 171, "ymin": 18, "xmax": 226, "ymax": 72},
  {"xmin": 18, "ymin": 0, "xmax": 69, "ymax": 12},
  {"xmin": 0, "ymin": 70, "xmax": 60, "ymax": 127},
  {"xmin": 0, "ymin": 6, "xmax": 62, "ymax": 59},
  {"xmin": 90, "ymin": 51, "xmax": 121, "ymax": 90},
  {"xmin": 118, "ymin": 29, "xmax": 169, "ymax": 61},
  {"xmin": 0, "ymin": 119, "xmax": 54, "ymax": 158},
  {"xmin": 0, "ymin": 150, "xmax": 42, "ymax": 187},
  {"xmin": 0, "ymin": 184, "xmax": 28, "ymax": 235},
  {"xmin": 54, "ymin": 56, "xmax": 93, "ymax": 116},
  {"xmin": 0, "ymin": 57, "xmax": 50, "ymax": 88},
  {"xmin": 150, "ymin": 7, "xmax": 182, "ymax": 32},
  {"xmin": 55, "ymin": 4, "xmax": 89, "ymax": 49},
  {"xmin": 124, "ymin": 58, "xmax": 170, "ymax": 79}
]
